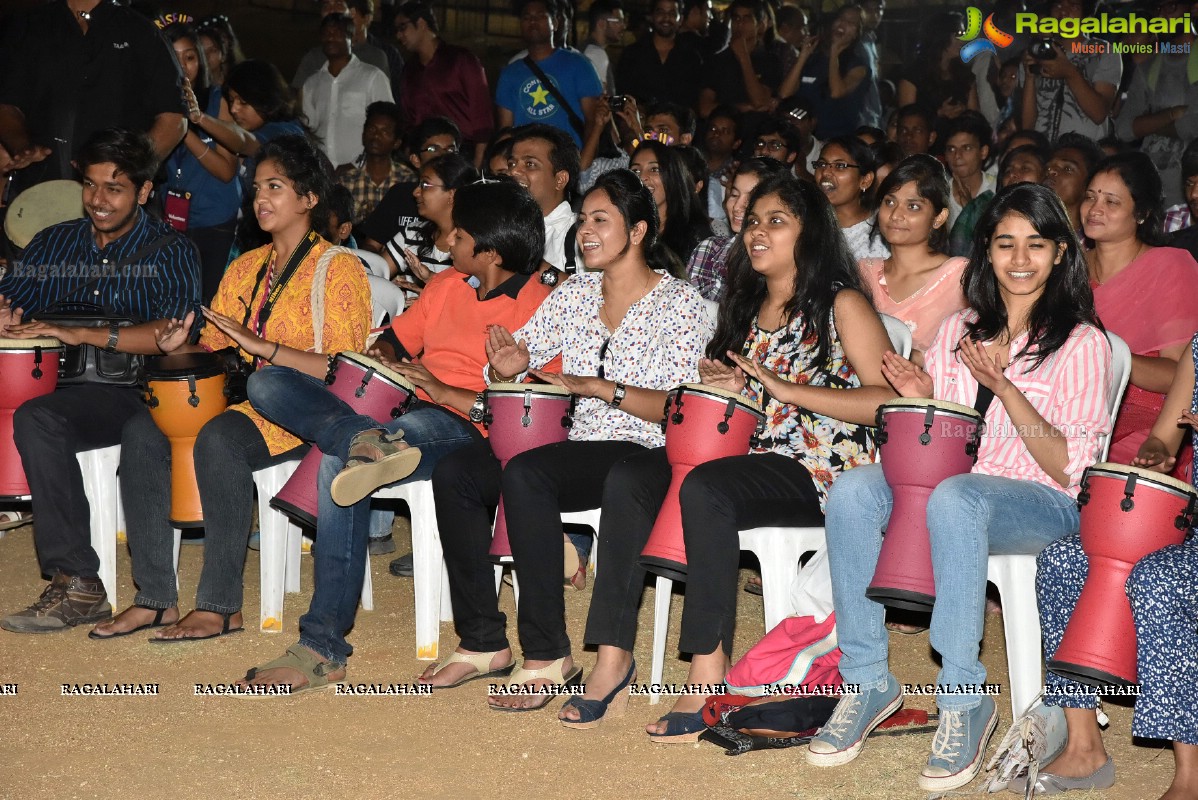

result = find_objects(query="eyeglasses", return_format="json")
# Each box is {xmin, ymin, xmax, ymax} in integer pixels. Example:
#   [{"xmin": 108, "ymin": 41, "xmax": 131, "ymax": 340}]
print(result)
[
  {"xmin": 420, "ymin": 143, "xmax": 459, "ymax": 155},
  {"xmin": 755, "ymin": 140, "xmax": 789, "ymax": 152},
  {"xmin": 598, "ymin": 336, "xmax": 612, "ymax": 380},
  {"xmin": 813, "ymin": 159, "xmax": 861, "ymax": 172},
  {"xmin": 419, "ymin": 180, "xmax": 447, "ymax": 191}
]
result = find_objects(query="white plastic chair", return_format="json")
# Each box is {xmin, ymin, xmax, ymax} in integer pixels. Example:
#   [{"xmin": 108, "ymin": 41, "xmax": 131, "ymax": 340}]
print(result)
[
  {"xmin": 986, "ymin": 330, "xmax": 1132, "ymax": 717},
  {"xmin": 256, "ymin": 459, "xmax": 374, "ymax": 632},
  {"xmin": 78, "ymin": 445, "xmax": 123, "ymax": 608},
  {"xmin": 644, "ymin": 313, "xmax": 914, "ymax": 703},
  {"xmin": 375, "ymin": 479, "xmax": 453, "ymax": 659}
]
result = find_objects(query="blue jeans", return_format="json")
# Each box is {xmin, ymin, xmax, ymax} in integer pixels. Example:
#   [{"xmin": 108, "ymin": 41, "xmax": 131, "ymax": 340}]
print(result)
[
  {"xmin": 825, "ymin": 465, "xmax": 1080, "ymax": 709},
  {"xmin": 247, "ymin": 366, "xmax": 479, "ymax": 662}
]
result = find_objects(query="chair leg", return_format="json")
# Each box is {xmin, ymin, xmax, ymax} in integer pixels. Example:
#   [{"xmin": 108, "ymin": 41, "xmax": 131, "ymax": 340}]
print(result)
[
  {"xmin": 992, "ymin": 569, "xmax": 1043, "ymax": 718},
  {"xmin": 412, "ymin": 494, "xmax": 445, "ymax": 660},
  {"xmin": 80, "ymin": 448, "xmax": 119, "ymax": 610},
  {"xmin": 172, "ymin": 529, "xmax": 181, "ymax": 594},
  {"xmin": 650, "ymin": 575, "xmax": 672, "ymax": 706},
  {"xmin": 360, "ymin": 556, "xmax": 373, "ymax": 611}
]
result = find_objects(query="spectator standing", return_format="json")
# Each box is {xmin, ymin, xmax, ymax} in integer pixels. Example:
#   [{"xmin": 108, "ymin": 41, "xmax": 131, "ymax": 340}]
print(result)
[
  {"xmin": 393, "ymin": 0, "xmax": 493, "ymax": 164},
  {"xmin": 583, "ymin": 0, "xmax": 625, "ymax": 93},
  {"xmin": 0, "ymin": 0, "xmax": 186, "ymax": 195},
  {"xmin": 614, "ymin": 0, "xmax": 705, "ymax": 109},
  {"xmin": 697, "ymin": 0, "xmax": 783, "ymax": 119},
  {"xmin": 495, "ymin": 0, "xmax": 602, "ymax": 148},
  {"xmin": 292, "ymin": 0, "xmax": 391, "ymax": 102},
  {"xmin": 302, "ymin": 12, "xmax": 394, "ymax": 169}
]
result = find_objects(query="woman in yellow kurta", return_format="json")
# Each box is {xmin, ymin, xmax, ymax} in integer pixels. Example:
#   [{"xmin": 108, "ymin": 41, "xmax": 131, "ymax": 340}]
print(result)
[{"xmin": 92, "ymin": 136, "xmax": 371, "ymax": 642}]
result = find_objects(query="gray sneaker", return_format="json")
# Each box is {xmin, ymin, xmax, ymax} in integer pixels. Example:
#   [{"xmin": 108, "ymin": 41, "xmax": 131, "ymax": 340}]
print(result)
[
  {"xmin": 806, "ymin": 675, "xmax": 903, "ymax": 767},
  {"xmin": 368, "ymin": 534, "xmax": 397, "ymax": 555},
  {"xmin": 0, "ymin": 573, "xmax": 112, "ymax": 633},
  {"xmin": 918, "ymin": 695, "xmax": 999, "ymax": 792}
]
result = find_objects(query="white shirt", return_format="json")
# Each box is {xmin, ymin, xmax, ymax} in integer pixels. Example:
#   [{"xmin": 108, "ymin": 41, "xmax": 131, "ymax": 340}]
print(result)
[
  {"xmin": 508, "ymin": 271, "xmax": 713, "ymax": 447},
  {"xmin": 583, "ymin": 42, "xmax": 613, "ymax": 92},
  {"xmin": 302, "ymin": 55, "xmax": 394, "ymax": 168},
  {"xmin": 543, "ymin": 201, "xmax": 579, "ymax": 272}
]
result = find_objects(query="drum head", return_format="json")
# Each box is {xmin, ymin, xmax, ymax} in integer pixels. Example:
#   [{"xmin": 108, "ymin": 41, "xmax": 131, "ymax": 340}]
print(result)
[
  {"xmin": 3, "ymin": 180, "xmax": 85, "ymax": 248},
  {"xmin": 337, "ymin": 351, "xmax": 416, "ymax": 392},
  {"xmin": 0, "ymin": 336, "xmax": 62, "ymax": 351},
  {"xmin": 881, "ymin": 397, "xmax": 982, "ymax": 422},
  {"xmin": 487, "ymin": 381, "xmax": 573, "ymax": 397},
  {"xmin": 1085, "ymin": 462, "xmax": 1197, "ymax": 498},
  {"xmin": 676, "ymin": 382, "xmax": 764, "ymax": 416},
  {"xmin": 144, "ymin": 352, "xmax": 226, "ymax": 380}
]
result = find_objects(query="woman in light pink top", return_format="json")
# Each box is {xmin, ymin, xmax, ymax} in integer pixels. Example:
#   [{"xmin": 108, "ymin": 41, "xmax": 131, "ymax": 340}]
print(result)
[{"xmin": 857, "ymin": 155, "xmax": 968, "ymax": 361}]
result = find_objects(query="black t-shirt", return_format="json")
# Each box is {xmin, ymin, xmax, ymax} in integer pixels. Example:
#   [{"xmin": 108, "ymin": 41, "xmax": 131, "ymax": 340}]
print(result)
[
  {"xmin": 356, "ymin": 181, "xmax": 420, "ymax": 246},
  {"xmin": 0, "ymin": 1, "xmax": 185, "ymax": 191},
  {"xmin": 613, "ymin": 35, "xmax": 705, "ymax": 108},
  {"xmin": 701, "ymin": 44, "xmax": 783, "ymax": 108}
]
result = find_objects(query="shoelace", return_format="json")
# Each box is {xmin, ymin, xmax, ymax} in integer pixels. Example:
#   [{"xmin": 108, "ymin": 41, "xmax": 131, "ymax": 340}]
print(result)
[
  {"xmin": 930, "ymin": 708, "xmax": 966, "ymax": 762},
  {"xmin": 27, "ymin": 582, "xmax": 69, "ymax": 613},
  {"xmin": 820, "ymin": 694, "xmax": 864, "ymax": 741}
]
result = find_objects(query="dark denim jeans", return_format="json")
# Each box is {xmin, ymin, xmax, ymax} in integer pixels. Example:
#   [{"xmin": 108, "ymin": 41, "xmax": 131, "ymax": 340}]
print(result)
[{"xmin": 247, "ymin": 366, "xmax": 479, "ymax": 663}]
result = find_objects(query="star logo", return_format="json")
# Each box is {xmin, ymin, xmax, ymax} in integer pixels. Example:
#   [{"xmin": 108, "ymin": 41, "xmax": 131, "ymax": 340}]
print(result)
[
  {"xmin": 960, "ymin": 7, "xmax": 1014, "ymax": 63},
  {"xmin": 529, "ymin": 83, "xmax": 550, "ymax": 106}
]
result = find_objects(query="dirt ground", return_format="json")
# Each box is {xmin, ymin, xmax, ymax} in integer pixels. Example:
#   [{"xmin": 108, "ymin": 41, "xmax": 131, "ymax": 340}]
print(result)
[{"xmin": 0, "ymin": 518, "xmax": 1177, "ymax": 800}]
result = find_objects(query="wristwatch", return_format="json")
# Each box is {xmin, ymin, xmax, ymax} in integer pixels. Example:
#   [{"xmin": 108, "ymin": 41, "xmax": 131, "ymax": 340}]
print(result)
[
  {"xmin": 104, "ymin": 322, "xmax": 120, "ymax": 353},
  {"xmin": 608, "ymin": 382, "xmax": 627, "ymax": 409},
  {"xmin": 468, "ymin": 391, "xmax": 487, "ymax": 423}
]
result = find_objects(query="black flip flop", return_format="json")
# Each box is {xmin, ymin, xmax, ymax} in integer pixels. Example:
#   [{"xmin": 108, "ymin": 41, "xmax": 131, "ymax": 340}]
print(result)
[
  {"xmin": 148, "ymin": 611, "xmax": 243, "ymax": 643},
  {"xmin": 88, "ymin": 606, "xmax": 172, "ymax": 640}
]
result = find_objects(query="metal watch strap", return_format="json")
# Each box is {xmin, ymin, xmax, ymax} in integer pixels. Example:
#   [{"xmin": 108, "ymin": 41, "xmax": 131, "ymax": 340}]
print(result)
[
  {"xmin": 609, "ymin": 382, "xmax": 626, "ymax": 409},
  {"xmin": 469, "ymin": 391, "xmax": 487, "ymax": 423},
  {"xmin": 104, "ymin": 322, "xmax": 120, "ymax": 353}
]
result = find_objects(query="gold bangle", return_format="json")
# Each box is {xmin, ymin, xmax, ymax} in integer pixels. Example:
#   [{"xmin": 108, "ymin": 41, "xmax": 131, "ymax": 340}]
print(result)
[{"xmin": 197, "ymin": 146, "xmax": 210, "ymax": 160}]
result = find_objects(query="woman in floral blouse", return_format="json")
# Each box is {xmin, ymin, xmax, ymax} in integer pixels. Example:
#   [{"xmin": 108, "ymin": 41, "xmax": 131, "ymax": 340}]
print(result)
[
  {"xmin": 418, "ymin": 170, "xmax": 713, "ymax": 709},
  {"xmin": 562, "ymin": 173, "xmax": 897, "ymax": 738}
]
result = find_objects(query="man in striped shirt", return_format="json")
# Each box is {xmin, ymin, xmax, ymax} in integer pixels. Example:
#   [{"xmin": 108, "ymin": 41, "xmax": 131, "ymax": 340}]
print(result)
[{"xmin": 0, "ymin": 128, "xmax": 200, "ymax": 634}]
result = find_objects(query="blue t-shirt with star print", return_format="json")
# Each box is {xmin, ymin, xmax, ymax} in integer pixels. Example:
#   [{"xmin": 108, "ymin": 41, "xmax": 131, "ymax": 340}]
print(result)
[{"xmin": 495, "ymin": 48, "xmax": 602, "ymax": 147}]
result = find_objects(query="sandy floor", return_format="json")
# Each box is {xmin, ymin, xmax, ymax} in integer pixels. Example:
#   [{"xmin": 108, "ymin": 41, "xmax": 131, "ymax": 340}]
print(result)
[{"xmin": 0, "ymin": 518, "xmax": 1177, "ymax": 800}]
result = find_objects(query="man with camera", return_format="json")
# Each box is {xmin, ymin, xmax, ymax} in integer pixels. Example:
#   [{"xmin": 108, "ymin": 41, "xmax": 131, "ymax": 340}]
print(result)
[
  {"xmin": 1020, "ymin": 0, "xmax": 1121, "ymax": 141},
  {"xmin": 0, "ymin": 128, "xmax": 200, "ymax": 633}
]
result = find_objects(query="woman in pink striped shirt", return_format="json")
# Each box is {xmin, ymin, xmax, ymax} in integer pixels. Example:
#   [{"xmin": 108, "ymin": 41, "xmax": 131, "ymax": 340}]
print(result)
[{"xmin": 808, "ymin": 183, "xmax": 1113, "ymax": 793}]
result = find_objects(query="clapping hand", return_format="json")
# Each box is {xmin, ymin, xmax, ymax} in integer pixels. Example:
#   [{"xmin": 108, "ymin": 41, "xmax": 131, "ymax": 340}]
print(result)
[
  {"xmin": 156, "ymin": 311, "xmax": 195, "ymax": 354},
  {"xmin": 881, "ymin": 351, "xmax": 934, "ymax": 398},
  {"xmin": 958, "ymin": 335, "xmax": 1013, "ymax": 396},
  {"xmin": 485, "ymin": 324, "xmax": 530, "ymax": 380},
  {"xmin": 201, "ymin": 305, "xmax": 267, "ymax": 358},
  {"xmin": 726, "ymin": 350, "xmax": 789, "ymax": 400},
  {"xmin": 698, "ymin": 357, "xmax": 746, "ymax": 393}
]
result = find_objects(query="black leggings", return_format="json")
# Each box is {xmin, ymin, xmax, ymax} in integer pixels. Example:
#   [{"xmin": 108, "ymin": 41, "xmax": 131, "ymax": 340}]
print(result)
[
  {"xmin": 584, "ymin": 447, "xmax": 824, "ymax": 657},
  {"xmin": 433, "ymin": 438, "xmax": 645, "ymax": 660}
]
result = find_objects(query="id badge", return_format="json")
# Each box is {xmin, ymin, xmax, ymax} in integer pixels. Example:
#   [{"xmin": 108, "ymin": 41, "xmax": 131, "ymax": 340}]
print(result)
[{"xmin": 165, "ymin": 188, "xmax": 191, "ymax": 232}]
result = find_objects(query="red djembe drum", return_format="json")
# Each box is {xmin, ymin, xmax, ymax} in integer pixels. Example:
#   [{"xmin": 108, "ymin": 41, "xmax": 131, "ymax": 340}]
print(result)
[
  {"xmin": 640, "ymin": 383, "xmax": 765, "ymax": 581},
  {"xmin": 1049, "ymin": 463, "xmax": 1196, "ymax": 687},
  {"xmin": 867, "ymin": 398, "xmax": 984, "ymax": 611},
  {"xmin": 143, "ymin": 353, "xmax": 229, "ymax": 526},
  {"xmin": 0, "ymin": 337, "xmax": 62, "ymax": 498},
  {"xmin": 271, "ymin": 352, "xmax": 417, "ymax": 527},
  {"xmin": 485, "ymin": 382, "xmax": 575, "ymax": 562}
]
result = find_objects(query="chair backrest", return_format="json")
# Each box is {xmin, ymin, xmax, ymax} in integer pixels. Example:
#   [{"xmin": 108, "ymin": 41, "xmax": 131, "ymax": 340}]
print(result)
[
  {"xmin": 367, "ymin": 273, "xmax": 406, "ymax": 328},
  {"xmin": 879, "ymin": 313, "xmax": 913, "ymax": 359},
  {"xmin": 702, "ymin": 298, "xmax": 719, "ymax": 329},
  {"xmin": 1099, "ymin": 331, "xmax": 1133, "ymax": 462}
]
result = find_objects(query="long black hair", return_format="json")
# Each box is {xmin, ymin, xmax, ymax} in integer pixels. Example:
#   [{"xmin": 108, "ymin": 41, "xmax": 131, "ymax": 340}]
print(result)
[
  {"xmin": 707, "ymin": 173, "xmax": 866, "ymax": 367},
  {"xmin": 632, "ymin": 140, "xmax": 712, "ymax": 272},
  {"xmin": 584, "ymin": 169, "xmax": 676, "ymax": 273},
  {"xmin": 414, "ymin": 153, "xmax": 478, "ymax": 258},
  {"xmin": 962, "ymin": 183, "xmax": 1100, "ymax": 370}
]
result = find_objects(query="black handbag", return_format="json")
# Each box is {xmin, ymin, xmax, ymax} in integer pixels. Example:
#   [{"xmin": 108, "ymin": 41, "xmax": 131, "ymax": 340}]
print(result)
[
  {"xmin": 32, "ymin": 302, "xmax": 141, "ymax": 386},
  {"xmin": 28, "ymin": 232, "xmax": 181, "ymax": 387}
]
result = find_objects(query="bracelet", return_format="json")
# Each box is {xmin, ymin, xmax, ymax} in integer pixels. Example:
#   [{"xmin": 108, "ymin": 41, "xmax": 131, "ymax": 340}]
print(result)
[
  {"xmin": 104, "ymin": 323, "xmax": 120, "ymax": 353},
  {"xmin": 197, "ymin": 146, "xmax": 210, "ymax": 160},
  {"xmin": 266, "ymin": 341, "xmax": 280, "ymax": 362}
]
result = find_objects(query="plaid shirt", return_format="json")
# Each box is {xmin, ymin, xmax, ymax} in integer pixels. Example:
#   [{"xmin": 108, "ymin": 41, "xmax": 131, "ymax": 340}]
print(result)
[
  {"xmin": 686, "ymin": 235, "xmax": 734, "ymax": 302},
  {"xmin": 338, "ymin": 158, "xmax": 416, "ymax": 223},
  {"xmin": 1164, "ymin": 204, "xmax": 1193, "ymax": 234}
]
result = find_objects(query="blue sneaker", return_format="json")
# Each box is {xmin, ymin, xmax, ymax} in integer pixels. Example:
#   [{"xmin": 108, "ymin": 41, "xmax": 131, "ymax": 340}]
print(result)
[
  {"xmin": 918, "ymin": 695, "xmax": 999, "ymax": 792},
  {"xmin": 806, "ymin": 674, "xmax": 902, "ymax": 767}
]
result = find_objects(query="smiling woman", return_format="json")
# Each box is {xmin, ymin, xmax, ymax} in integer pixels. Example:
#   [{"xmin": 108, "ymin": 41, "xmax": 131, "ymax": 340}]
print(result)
[{"xmin": 91, "ymin": 135, "xmax": 372, "ymax": 646}]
